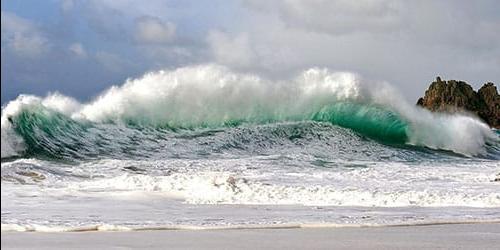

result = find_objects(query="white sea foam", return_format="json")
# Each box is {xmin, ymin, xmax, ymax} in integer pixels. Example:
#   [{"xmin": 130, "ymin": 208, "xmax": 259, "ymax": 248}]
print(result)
[
  {"xmin": 56, "ymin": 159, "xmax": 499, "ymax": 207},
  {"xmin": 370, "ymin": 84, "xmax": 496, "ymax": 156},
  {"xmin": 4, "ymin": 220, "xmax": 500, "ymax": 232},
  {"xmin": 2, "ymin": 157, "xmax": 499, "ymax": 232},
  {"xmin": 77, "ymin": 175, "xmax": 499, "ymax": 207},
  {"xmin": 1, "ymin": 95, "xmax": 38, "ymax": 158},
  {"xmin": 73, "ymin": 65, "xmax": 363, "ymax": 125}
]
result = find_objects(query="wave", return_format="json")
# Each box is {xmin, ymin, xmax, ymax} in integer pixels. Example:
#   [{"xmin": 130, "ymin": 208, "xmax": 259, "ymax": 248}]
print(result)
[
  {"xmin": 3, "ymin": 156, "xmax": 499, "ymax": 209},
  {"xmin": 1, "ymin": 64, "xmax": 497, "ymax": 158},
  {"xmin": 68, "ymin": 169, "xmax": 500, "ymax": 207}
]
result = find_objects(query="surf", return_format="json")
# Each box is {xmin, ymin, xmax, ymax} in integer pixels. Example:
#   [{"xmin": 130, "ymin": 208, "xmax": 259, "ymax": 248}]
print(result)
[{"xmin": 1, "ymin": 64, "xmax": 497, "ymax": 159}]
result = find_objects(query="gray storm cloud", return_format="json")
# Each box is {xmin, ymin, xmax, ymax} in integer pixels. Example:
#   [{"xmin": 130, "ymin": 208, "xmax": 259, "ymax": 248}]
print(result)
[{"xmin": 1, "ymin": 0, "xmax": 499, "ymax": 103}]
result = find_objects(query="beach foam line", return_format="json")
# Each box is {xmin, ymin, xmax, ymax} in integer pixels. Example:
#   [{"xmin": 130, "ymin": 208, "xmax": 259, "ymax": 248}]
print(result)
[{"xmin": 3, "ymin": 220, "xmax": 500, "ymax": 233}]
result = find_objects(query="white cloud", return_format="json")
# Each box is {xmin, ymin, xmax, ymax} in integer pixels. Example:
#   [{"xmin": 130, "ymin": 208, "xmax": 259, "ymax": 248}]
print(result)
[
  {"xmin": 244, "ymin": 0, "xmax": 402, "ymax": 35},
  {"xmin": 1, "ymin": 11, "xmax": 50, "ymax": 58},
  {"xmin": 207, "ymin": 31, "xmax": 256, "ymax": 68},
  {"xmin": 3, "ymin": 0, "xmax": 499, "ymax": 103},
  {"xmin": 134, "ymin": 16, "xmax": 175, "ymax": 44},
  {"xmin": 243, "ymin": 0, "xmax": 500, "ymax": 50},
  {"xmin": 68, "ymin": 43, "xmax": 87, "ymax": 58},
  {"xmin": 200, "ymin": 0, "xmax": 500, "ymax": 101},
  {"xmin": 88, "ymin": 0, "xmax": 171, "ymax": 19}
]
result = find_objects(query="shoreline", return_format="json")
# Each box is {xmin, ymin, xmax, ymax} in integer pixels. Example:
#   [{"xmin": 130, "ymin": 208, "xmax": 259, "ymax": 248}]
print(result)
[
  {"xmin": 3, "ymin": 219, "xmax": 500, "ymax": 233},
  {"xmin": 2, "ymin": 223, "xmax": 499, "ymax": 249}
]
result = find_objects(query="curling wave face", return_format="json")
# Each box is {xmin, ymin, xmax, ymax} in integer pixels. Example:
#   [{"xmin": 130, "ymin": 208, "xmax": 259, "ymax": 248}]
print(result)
[{"xmin": 1, "ymin": 64, "xmax": 497, "ymax": 159}]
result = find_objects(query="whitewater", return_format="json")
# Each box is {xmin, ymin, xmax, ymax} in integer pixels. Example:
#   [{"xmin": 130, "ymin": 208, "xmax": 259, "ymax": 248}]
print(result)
[{"xmin": 1, "ymin": 64, "xmax": 499, "ymax": 232}]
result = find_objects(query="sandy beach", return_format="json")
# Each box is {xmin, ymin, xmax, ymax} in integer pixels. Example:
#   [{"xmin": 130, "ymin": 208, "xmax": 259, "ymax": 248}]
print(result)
[{"xmin": 2, "ymin": 223, "xmax": 500, "ymax": 250}]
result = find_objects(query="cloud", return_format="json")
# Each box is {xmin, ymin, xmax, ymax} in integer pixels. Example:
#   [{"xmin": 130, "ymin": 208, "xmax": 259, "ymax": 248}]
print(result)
[
  {"xmin": 68, "ymin": 43, "xmax": 87, "ymax": 58},
  {"xmin": 2, "ymin": 0, "xmax": 499, "ymax": 104},
  {"xmin": 244, "ymin": 0, "xmax": 402, "ymax": 35},
  {"xmin": 76, "ymin": 0, "xmax": 177, "ymax": 43},
  {"xmin": 1, "ymin": 11, "xmax": 50, "ymax": 58},
  {"xmin": 86, "ymin": 0, "xmax": 171, "ymax": 18},
  {"xmin": 207, "ymin": 31, "xmax": 256, "ymax": 67},
  {"xmin": 202, "ymin": 0, "xmax": 500, "ymax": 101},
  {"xmin": 243, "ymin": 0, "xmax": 500, "ymax": 50},
  {"xmin": 134, "ymin": 16, "xmax": 176, "ymax": 44}
]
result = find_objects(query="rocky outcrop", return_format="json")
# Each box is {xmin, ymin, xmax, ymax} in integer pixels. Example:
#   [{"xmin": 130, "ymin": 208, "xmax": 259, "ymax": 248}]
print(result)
[
  {"xmin": 417, "ymin": 77, "xmax": 499, "ymax": 128},
  {"xmin": 478, "ymin": 83, "xmax": 500, "ymax": 128}
]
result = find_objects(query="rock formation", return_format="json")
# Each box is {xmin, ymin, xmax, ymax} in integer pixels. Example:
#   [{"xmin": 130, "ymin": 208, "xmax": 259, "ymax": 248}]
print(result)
[{"xmin": 417, "ymin": 77, "xmax": 499, "ymax": 128}]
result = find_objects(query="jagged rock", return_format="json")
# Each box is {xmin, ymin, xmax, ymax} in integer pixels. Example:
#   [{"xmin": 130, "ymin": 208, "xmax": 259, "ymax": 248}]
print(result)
[
  {"xmin": 417, "ymin": 77, "xmax": 500, "ymax": 128},
  {"xmin": 477, "ymin": 83, "xmax": 500, "ymax": 128}
]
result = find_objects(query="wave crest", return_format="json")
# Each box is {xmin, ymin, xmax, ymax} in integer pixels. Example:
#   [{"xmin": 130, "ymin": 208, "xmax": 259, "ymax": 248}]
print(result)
[{"xmin": 1, "ymin": 64, "xmax": 497, "ymax": 158}]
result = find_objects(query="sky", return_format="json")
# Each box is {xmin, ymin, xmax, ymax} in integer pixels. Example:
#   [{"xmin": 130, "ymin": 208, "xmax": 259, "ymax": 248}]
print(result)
[{"xmin": 2, "ymin": 0, "xmax": 499, "ymax": 104}]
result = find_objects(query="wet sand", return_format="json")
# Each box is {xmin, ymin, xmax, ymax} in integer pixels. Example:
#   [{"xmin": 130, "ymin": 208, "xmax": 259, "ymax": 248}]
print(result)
[{"xmin": 2, "ymin": 223, "xmax": 500, "ymax": 250}]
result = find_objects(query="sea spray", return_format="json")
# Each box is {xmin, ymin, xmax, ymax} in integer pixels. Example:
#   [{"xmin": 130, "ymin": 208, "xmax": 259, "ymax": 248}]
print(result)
[{"xmin": 1, "ymin": 64, "xmax": 497, "ymax": 158}]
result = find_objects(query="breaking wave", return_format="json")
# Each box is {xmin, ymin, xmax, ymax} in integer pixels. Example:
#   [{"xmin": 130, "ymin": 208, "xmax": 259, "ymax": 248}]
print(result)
[{"xmin": 1, "ymin": 64, "xmax": 497, "ymax": 159}]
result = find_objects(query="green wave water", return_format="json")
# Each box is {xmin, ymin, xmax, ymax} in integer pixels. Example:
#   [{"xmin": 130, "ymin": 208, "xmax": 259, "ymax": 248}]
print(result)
[
  {"xmin": 1, "ymin": 65, "xmax": 497, "ymax": 160},
  {"xmin": 311, "ymin": 102, "xmax": 408, "ymax": 143},
  {"xmin": 5, "ymin": 101, "xmax": 413, "ymax": 161}
]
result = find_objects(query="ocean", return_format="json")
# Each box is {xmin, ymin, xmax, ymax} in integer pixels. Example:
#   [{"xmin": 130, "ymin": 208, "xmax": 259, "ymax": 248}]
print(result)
[{"xmin": 1, "ymin": 65, "xmax": 499, "ymax": 232}]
